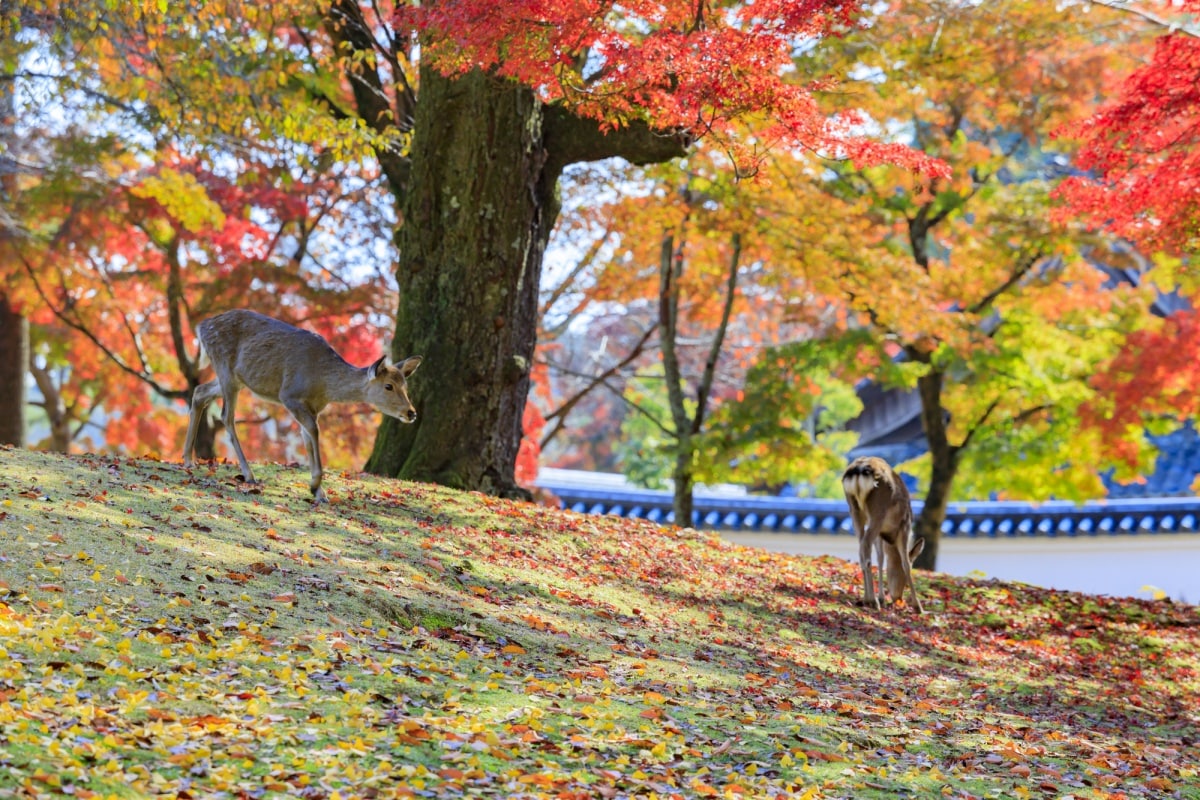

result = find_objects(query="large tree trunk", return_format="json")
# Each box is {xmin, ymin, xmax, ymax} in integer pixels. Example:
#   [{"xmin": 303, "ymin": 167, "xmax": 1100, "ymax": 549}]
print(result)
[
  {"xmin": 366, "ymin": 67, "xmax": 685, "ymax": 496},
  {"xmin": 913, "ymin": 368, "xmax": 960, "ymax": 570},
  {"xmin": 366, "ymin": 70, "xmax": 549, "ymax": 497},
  {"xmin": 0, "ymin": 292, "xmax": 27, "ymax": 446}
]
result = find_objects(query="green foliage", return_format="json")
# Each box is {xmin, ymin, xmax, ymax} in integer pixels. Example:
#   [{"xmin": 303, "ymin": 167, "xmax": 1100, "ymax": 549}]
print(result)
[
  {"xmin": 614, "ymin": 379, "xmax": 681, "ymax": 490},
  {"xmin": 947, "ymin": 278, "xmax": 1155, "ymax": 501},
  {"xmin": 129, "ymin": 168, "xmax": 226, "ymax": 235},
  {"xmin": 698, "ymin": 338, "xmax": 867, "ymax": 495}
]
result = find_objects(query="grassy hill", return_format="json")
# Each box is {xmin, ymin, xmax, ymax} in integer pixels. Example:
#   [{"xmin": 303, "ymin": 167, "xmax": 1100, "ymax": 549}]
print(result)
[{"xmin": 1, "ymin": 447, "xmax": 1197, "ymax": 799}]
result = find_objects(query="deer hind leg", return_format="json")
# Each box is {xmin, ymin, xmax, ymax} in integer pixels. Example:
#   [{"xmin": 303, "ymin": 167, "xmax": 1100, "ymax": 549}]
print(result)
[
  {"xmin": 885, "ymin": 536, "xmax": 925, "ymax": 614},
  {"xmin": 847, "ymin": 499, "xmax": 880, "ymax": 610},
  {"xmin": 283, "ymin": 399, "xmax": 326, "ymax": 504},
  {"xmin": 906, "ymin": 537, "xmax": 925, "ymax": 613},
  {"xmin": 183, "ymin": 380, "xmax": 221, "ymax": 466},
  {"xmin": 874, "ymin": 534, "xmax": 886, "ymax": 604}
]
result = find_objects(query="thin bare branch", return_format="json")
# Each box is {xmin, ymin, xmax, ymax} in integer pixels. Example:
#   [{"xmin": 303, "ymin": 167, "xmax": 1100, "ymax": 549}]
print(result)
[
  {"xmin": 1086, "ymin": 0, "xmax": 1200, "ymax": 38},
  {"xmin": 539, "ymin": 323, "xmax": 657, "ymax": 448}
]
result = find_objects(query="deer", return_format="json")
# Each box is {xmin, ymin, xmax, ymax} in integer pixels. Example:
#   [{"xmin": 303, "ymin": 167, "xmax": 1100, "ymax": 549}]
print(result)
[
  {"xmin": 842, "ymin": 456, "xmax": 925, "ymax": 613},
  {"xmin": 182, "ymin": 309, "xmax": 422, "ymax": 504}
]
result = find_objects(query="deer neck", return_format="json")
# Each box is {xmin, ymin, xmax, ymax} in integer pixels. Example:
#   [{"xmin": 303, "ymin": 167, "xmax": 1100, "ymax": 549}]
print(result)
[{"xmin": 320, "ymin": 362, "xmax": 372, "ymax": 406}]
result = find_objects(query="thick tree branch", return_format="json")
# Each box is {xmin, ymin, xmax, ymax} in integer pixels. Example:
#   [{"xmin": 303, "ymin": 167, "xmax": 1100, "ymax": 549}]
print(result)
[
  {"xmin": 691, "ymin": 232, "xmax": 741, "ymax": 436},
  {"xmin": 544, "ymin": 105, "xmax": 690, "ymax": 176},
  {"xmin": 17, "ymin": 248, "xmax": 187, "ymax": 401},
  {"xmin": 966, "ymin": 249, "xmax": 1046, "ymax": 316},
  {"xmin": 606, "ymin": 376, "xmax": 678, "ymax": 439},
  {"xmin": 540, "ymin": 227, "xmax": 615, "ymax": 333},
  {"xmin": 324, "ymin": 0, "xmax": 410, "ymax": 193}
]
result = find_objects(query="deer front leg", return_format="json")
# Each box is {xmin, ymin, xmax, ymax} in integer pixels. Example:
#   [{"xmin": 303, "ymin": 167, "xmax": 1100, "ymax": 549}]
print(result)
[
  {"xmin": 284, "ymin": 401, "xmax": 326, "ymax": 504},
  {"xmin": 220, "ymin": 387, "xmax": 257, "ymax": 485}
]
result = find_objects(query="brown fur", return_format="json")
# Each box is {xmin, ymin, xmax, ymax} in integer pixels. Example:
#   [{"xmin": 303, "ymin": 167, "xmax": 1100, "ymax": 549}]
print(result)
[
  {"xmin": 841, "ymin": 456, "xmax": 924, "ymax": 613},
  {"xmin": 182, "ymin": 309, "xmax": 422, "ymax": 503}
]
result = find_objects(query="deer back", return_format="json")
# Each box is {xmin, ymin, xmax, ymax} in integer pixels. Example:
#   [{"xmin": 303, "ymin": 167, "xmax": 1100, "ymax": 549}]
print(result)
[
  {"xmin": 842, "ymin": 456, "xmax": 913, "ymax": 545},
  {"xmin": 197, "ymin": 309, "xmax": 421, "ymax": 420}
]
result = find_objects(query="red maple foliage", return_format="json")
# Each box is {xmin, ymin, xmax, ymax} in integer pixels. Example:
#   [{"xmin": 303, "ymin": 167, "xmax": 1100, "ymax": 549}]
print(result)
[
  {"xmin": 516, "ymin": 361, "xmax": 551, "ymax": 487},
  {"xmin": 1082, "ymin": 309, "xmax": 1200, "ymax": 468},
  {"xmin": 1056, "ymin": 1, "xmax": 1200, "ymax": 254},
  {"xmin": 403, "ymin": 0, "xmax": 947, "ymax": 177},
  {"xmin": 1060, "ymin": 4, "xmax": 1200, "ymax": 463},
  {"xmin": 19, "ymin": 149, "xmax": 392, "ymax": 464}
]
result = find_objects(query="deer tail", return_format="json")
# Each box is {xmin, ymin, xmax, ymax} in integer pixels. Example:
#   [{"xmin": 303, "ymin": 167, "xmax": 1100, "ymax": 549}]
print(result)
[{"xmin": 194, "ymin": 338, "xmax": 209, "ymax": 371}]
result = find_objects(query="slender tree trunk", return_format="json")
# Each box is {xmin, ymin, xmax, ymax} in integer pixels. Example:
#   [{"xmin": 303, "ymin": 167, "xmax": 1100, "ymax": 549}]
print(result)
[
  {"xmin": 29, "ymin": 357, "xmax": 69, "ymax": 451},
  {"xmin": 0, "ymin": 292, "xmax": 27, "ymax": 446},
  {"xmin": 659, "ymin": 230, "xmax": 740, "ymax": 528},
  {"xmin": 913, "ymin": 368, "xmax": 960, "ymax": 570},
  {"xmin": 658, "ymin": 234, "xmax": 695, "ymax": 524},
  {"xmin": 189, "ymin": 391, "xmax": 218, "ymax": 461},
  {"xmin": 671, "ymin": 445, "xmax": 695, "ymax": 527}
]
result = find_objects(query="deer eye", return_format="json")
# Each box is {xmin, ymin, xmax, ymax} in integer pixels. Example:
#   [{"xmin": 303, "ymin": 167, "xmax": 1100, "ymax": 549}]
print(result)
[{"xmin": 384, "ymin": 384, "xmax": 394, "ymax": 391}]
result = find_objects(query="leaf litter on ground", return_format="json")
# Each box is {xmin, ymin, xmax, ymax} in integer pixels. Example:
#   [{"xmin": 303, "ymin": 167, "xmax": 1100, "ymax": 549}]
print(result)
[{"xmin": 0, "ymin": 447, "xmax": 1197, "ymax": 799}]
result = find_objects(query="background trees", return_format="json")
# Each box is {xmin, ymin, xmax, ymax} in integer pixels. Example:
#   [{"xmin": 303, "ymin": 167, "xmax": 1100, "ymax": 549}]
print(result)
[
  {"xmin": 760, "ymin": 0, "xmax": 1161, "ymax": 566},
  {"xmin": 2, "ymin": 2, "xmax": 398, "ymax": 466},
  {"xmin": 532, "ymin": 0, "xmax": 1170, "ymax": 568},
  {"xmin": 1061, "ymin": 1, "xmax": 1200, "ymax": 480},
  {"xmin": 3, "ymin": 0, "xmax": 1195, "ymax": 569},
  {"xmin": 9, "ymin": 0, "xmax": 944, "ymax": 497}
]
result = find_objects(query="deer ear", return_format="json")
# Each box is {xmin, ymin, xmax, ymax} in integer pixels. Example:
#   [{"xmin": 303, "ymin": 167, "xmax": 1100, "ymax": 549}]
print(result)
[
  {"xmin": 368, "ymin": 355, "xmax": 388, "ymax": 379},
  {"xmin": 400, "ymin": 356, "xmax": 422, "ymax": 377}
]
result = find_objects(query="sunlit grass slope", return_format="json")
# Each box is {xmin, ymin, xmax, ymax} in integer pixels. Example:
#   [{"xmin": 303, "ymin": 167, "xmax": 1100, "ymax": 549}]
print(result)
[{"xmin": 1, "ymin": 447, "xmax": 1197, "ymax": 799}]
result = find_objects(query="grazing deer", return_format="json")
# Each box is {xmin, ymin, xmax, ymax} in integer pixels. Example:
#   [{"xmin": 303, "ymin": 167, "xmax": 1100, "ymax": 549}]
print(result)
[
  {"xmin": 182, "ymin": 309, "xmax": 422, "ymax": 504},
  {"xmin": 842, "ymin": 456, "xmax": 925, "ymax": 613}
]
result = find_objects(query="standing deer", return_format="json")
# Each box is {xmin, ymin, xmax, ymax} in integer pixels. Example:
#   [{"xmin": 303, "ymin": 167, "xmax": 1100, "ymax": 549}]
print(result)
[
  {"xmin": 842, "ymin": 456, "xmax": 925, "ymax": 613},
  {"xmin": 182, "ymin": 309, "xmax": 422, "ymax": 503}
]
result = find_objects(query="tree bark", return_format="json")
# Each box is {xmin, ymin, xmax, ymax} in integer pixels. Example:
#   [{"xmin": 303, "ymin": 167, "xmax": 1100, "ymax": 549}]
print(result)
[
  {"xmin": 0, "ymin": 292, "xmax": 27, "ymax": 446},
  {"xmin": 29, "ymin": 357, "xmax": 70, "ymax": 451},
  {"xmin": 659, "ymin": 234, "xmax": 693, "ymax": 525},
  {"xmin": 913, "ymin": 368, "xmax": 960, "ymax": 570},
  {"xmin": 364, "ymin": 70, "xmax": 549, "ymax": 497},
  {"xmin": 365, "ymin": 67, "xmax": 686, "ymax": 496},
  {"xmin": 188, "ymin": 393, "xmax": 218, "ymax": 461},
  {"xmin": 671, "ymin": 447, "xmax": 695, "ymax": 527}
]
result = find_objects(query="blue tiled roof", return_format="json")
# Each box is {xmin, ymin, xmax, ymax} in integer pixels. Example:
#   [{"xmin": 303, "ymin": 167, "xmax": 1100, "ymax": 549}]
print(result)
[
  {"xmin": 538, "ymin": 482, "xmax": 1200, "ymax": 537},
  {"xmin": 1104, "ymin": 424, "xmax": 1200, "ymax": 498}
]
